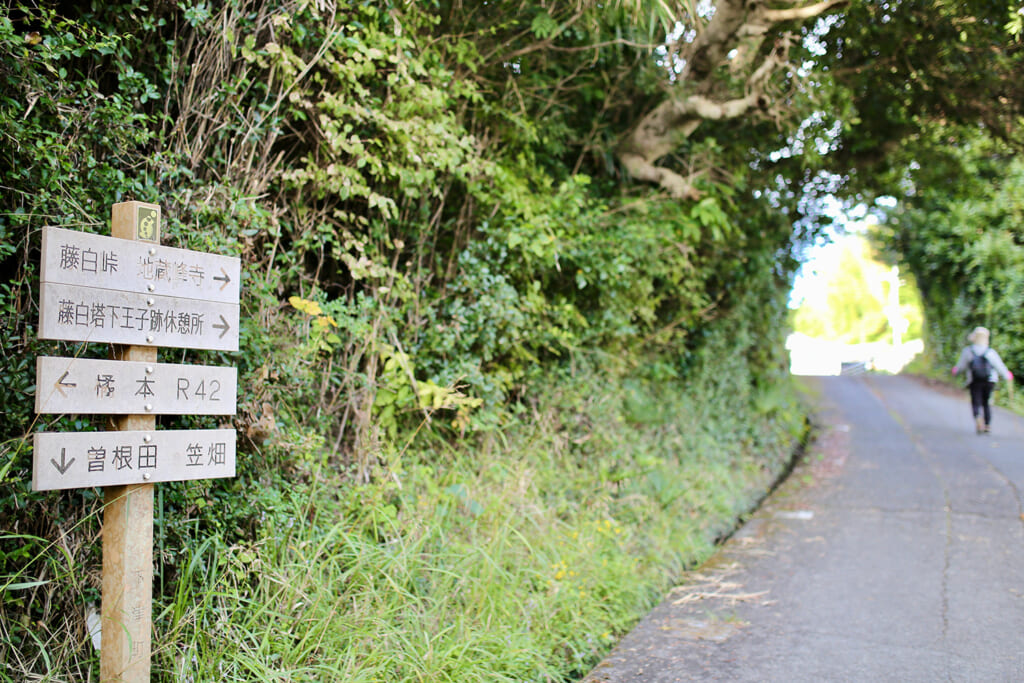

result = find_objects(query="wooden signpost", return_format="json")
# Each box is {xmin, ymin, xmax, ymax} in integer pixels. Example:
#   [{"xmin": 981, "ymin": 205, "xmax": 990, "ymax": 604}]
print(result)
[
  {"xmin": 35, "ymin": 356, "xmax": 238, "ymax": 416},
  {"xmin": 40, "ymin": 225, "xmax": 240, "ymax": 304},
  {"xmin": 39, "ymin": 224, "xmax": 240, "ymax": 351},
  {"xmin": 33, "ymin": 202, "xmax": 241, "ymax": 681},
  {"xmin": 32, "ymin": 429, "xmax": 237, "ymax": 491},
  {"xmin": 38, "ymin": 283, "xmax": 239, "ymax": 350}
]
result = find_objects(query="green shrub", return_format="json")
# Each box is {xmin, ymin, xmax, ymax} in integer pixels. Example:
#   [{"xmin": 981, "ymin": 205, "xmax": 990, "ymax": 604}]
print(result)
[{"xmin": 1, "ymin": 2, "xmax": 809, "ymax": 679}]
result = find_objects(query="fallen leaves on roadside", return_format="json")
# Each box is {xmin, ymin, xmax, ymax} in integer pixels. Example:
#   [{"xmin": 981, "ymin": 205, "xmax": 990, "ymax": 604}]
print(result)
[{"xmin": 669, "ymin": 562, "xmax": 773, "ymax": 607}]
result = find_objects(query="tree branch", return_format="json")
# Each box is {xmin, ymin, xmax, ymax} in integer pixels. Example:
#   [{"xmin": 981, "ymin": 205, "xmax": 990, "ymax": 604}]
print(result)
[
  {"xmin": 763, "ymin": 0, "xmax": 849, "ymax": 24},
  {"xmin": 619, "ymin": 152, "xmax": 705, "ymax": 200},
  {"xmin": 617, "ymin": 0, "xmax": 843, "ymax": 199}
]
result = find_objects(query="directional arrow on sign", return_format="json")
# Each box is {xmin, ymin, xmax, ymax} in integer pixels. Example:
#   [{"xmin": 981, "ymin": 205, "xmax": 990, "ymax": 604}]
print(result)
[
  {"xmin": 41, "ymin": 226, "xmax": 240, "ymax": 304},
  {"xmin": 213, "ymin": 314, "xmax": 231, "ymax": 339},
  {"xmin": 55, "ymin": 371, "xmax": 77, "ymax": 397},
  {"xmin": 51, "ymin": 448, "xmax": 75, "ymax": 475},
  {"xmin": 33, "ymin": 429, "xmax": 237, "ymax": 491},
  {"xmin": 36, "ymin": 356, "xmax": 238, "ymax": 415},
  {"xmin": 39, "ymin": 283, "xmax": 239, "ymax": 351},
  {"xmin": 214, "ymin": 268, "xmax": 232, "ymax": 291}
]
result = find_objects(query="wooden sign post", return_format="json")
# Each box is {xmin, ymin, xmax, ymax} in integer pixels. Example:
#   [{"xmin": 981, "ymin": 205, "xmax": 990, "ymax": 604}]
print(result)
[
  {"xmin": 104, "ymin": 202, "xmax": 159, "ymax": 681},
  {"xmin": 33, "ymin": 201, "xmax": 242, "ymax": 681}
]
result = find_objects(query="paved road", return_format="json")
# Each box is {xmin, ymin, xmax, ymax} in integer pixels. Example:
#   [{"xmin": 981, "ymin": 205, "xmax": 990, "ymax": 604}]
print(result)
[{"xmin": 584, "ymin": 375, "xmax": 1024, "ymax": 682}]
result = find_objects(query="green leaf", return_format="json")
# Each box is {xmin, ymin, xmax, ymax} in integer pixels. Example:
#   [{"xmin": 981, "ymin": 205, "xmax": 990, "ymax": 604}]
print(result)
[
  {"xmin": 530, "ymin": 12, "xmax": 559, "ymax": 39},
  {"xmin": 4, "ymin": 580, "xmax": 49, "ymax": 591}
]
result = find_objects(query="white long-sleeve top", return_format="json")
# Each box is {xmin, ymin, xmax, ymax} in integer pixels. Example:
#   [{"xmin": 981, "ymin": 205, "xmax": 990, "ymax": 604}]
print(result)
[{"xmin": 953, "ymin": 344, "xmax": 1013, "ymax": 384}]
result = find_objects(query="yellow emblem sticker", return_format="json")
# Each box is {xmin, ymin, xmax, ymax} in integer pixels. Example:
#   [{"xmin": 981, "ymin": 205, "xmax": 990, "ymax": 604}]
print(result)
[{"xmin": 137, "ymin": 206, "xmax": 159, "ymax": 241}]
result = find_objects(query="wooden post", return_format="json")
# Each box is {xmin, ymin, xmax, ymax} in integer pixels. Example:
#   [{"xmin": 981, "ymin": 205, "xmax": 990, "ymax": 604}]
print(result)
[{"xmin": 101, "ymin": 201, "xmax": 160, "ymax": 682}]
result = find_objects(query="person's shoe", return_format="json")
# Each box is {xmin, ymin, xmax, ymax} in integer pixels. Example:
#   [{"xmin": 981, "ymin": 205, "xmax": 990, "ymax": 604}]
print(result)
[
  {"xmin": 976, "ymin": 416, "xmax": 985, "ymax": 434},
  {"xmin": 984, "ymin": 423, "xmax": 991, "ymax": 434}
]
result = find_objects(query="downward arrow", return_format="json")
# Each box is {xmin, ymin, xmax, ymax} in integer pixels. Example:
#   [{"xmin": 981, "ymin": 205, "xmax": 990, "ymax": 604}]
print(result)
[
  {"xmin": 214, "ymin": 268, "xmax": 232, "ymax": 291},
  {"xmin": 51, "ymin": 448, "xmax": 75, "ymax": 475},
  {"xmin": 213, "ymin": 315, "xmax": 231, "ymax": 339},
  {"xmin": 55, "ymin": 371, "xmax": 77, "ymax": 398}
]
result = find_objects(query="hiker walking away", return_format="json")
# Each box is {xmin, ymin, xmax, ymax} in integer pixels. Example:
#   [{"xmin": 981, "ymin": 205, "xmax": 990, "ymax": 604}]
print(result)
[{"xmin": 952, "ymin": 326, "xmax": 1013, "ymax": 434}]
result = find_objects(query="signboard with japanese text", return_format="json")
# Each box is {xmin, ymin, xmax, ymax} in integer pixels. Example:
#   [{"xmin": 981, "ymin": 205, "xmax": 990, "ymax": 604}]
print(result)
[
  {"xmin": 39, "ymin": 282, "xmax": 239, "ymax": 351},
  {"xmin": 41, "ymin": 226, "xmax": 240, "ymax": 304},
  {"xmin": 33, "ymin": 202, "xmax": 243, "ymax": 680},
  {"xmin": 32, "ymin": 428, "xmax": 236, "ymax": 491},
  {"xmin": 36, "ymin": 356, "xmax": 237, "ymax": 415}
]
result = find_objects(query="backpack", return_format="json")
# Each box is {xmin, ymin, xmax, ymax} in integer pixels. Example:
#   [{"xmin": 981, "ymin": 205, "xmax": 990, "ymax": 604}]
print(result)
[{"xmin": 970, "ymin": 349, "xmax": 992, "ymax": 382}]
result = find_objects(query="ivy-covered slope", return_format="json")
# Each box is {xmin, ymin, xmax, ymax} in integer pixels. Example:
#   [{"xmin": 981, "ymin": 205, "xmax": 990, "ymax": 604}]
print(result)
[
  {"xmin": 805, "ymin": 0, "xmax": 1024, "ymax": 375},
  {"xmin": 876, "ymin": 128, "xmax": 1024, "ymax": 375},
  {"xmin": 1, "ymin": 3, "xmax": 809, "ymax": 679}
]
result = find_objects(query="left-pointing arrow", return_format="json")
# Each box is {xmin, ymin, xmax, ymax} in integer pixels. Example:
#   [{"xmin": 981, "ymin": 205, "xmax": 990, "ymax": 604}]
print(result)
[
  {"xmin": 55, "ymin": 371, "xmax": 77, "ymax": 398},
  {"xmin": 51, "ymin": 448, "xmax": 75, "ymax": 474}
]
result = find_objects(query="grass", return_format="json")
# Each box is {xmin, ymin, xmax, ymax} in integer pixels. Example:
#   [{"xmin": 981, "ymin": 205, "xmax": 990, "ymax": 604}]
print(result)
[{"xmin": 2, "ymin": 367, "xmax": 806, "ymax": 682}]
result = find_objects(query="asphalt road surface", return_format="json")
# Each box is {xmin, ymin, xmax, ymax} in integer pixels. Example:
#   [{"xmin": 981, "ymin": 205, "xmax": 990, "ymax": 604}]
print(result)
[{"xmin": 584, "ymin": 375, "xmax": 1024, "ymax": 682}]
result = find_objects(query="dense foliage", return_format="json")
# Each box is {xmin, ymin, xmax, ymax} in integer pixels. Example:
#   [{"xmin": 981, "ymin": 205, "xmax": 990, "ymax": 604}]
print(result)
[
  {"xmin": 793, "ymin": 0, "xmax": 1024, "ymax": 378},
  {"xmin": 0, "ymin": 0, "xmax": 902, "ymax": 679},
  {"xmin": 814, "ymin": 0, "xmax": 1024, "ymax": 185},
  {"xmin": 876, "ymin": 128, "xmax": 1024, "ymax": 374}
]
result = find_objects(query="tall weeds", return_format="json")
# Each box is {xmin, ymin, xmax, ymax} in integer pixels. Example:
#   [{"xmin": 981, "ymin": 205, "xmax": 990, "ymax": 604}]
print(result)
[{"xmin": 0, "ymin": 2, "xmax": 807, "ymax": 679}]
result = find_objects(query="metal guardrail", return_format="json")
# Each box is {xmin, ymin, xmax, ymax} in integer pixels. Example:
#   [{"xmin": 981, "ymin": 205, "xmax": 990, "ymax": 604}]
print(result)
[{"xmin": 840, "ymin": 361, "xmax": 869, "ymax": 376}]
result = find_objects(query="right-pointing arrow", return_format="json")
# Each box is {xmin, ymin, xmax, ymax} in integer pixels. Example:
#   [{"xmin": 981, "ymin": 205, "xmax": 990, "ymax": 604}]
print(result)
[
  {"xmin": 213, "ymin": 315, "xmax": 231, "ymax": 339},
  {"xmin": 214, "ymin": 268, "xmax": 232, "ymax": 291}
]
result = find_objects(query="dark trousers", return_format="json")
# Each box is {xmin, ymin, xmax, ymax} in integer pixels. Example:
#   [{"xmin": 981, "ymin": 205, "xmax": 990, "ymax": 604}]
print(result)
[{"xmin": 970, "ymin": 380, "xmax": 995, "ymax": 424}]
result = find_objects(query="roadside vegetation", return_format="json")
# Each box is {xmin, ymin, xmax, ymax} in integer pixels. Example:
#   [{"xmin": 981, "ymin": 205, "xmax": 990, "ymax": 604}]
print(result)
[
  {"xmin": 7, "ymin": 360, "xmax": 804, "ymax": 680},
  {"xmin": 0, "ymin": 3, "xmax": 809, "ymax": 679},
  {"xmin": 2, "ymin": 0, "xmax": 1021, "ymax": 680},
  {"xmin": 877, "ymin": 133, "xmax": 1024, "ymax": 379},
  {"xmin": 869, "ymin": 132, "xmax": 1024, "ymax": 414}
]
